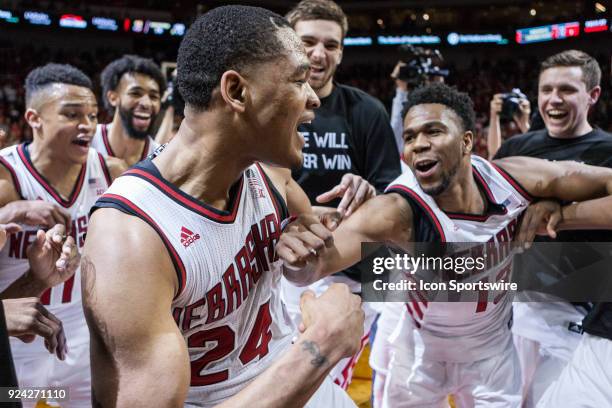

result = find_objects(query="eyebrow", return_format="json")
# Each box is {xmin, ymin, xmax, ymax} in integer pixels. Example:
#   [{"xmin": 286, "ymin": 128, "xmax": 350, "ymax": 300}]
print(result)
[
  {"xmin": 127, "ymin": 85, "xmax": 160, "ymax": 94},
  {"xmin": 301, "ymin": 35, "xmax": 341, "ymax": 45},
  {"xmin": 403, "ymin": 120, "xmax": 448, "ymax": 135}
]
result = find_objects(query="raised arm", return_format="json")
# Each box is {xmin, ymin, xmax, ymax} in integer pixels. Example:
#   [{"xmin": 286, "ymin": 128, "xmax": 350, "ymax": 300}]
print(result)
[
  {"xmin": 82, "ymin": 209, "xmax": 189, "ymax": 407},
  {"xmin": 278, "ymin": 193, "xmax": 414, "ymax": 286}
]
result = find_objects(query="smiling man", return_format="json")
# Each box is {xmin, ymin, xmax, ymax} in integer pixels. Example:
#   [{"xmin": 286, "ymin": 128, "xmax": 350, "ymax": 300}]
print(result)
[
  {"xmin": 493, "ymin": 50, "xmax": 612, "ymax": 407},
  {"xmin": 0, "ymin": 63, "xmax": 125, "ymax": 407},
  {"xmin": 285, "ymin": 0, "xmax": 401, "ymax": 389},
  {"xmin": 95, "ymin": 55, "xmax": 166, "ymax": 166},
  {"xmin": 278, "ymin": 83, "xmax": 612, "ymax": 407}
]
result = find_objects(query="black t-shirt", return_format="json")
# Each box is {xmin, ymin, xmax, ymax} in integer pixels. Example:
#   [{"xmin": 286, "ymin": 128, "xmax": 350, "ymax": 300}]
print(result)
[
  {"xmin": 495, "ymin": 127, "xmax": 612, "ymax": 340},
  {"xmin": 293, "ymin": 83, "xmax": 401, "ymax": 282},
  {"xmin": 293, "ymin": 82, "xmax": 401, "ymax": 202}
]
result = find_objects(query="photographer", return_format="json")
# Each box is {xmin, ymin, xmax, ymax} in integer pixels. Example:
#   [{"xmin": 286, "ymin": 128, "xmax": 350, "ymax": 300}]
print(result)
[
  {"xmin": 389, "ymin": 47, "xmax": 447, "ymax": 155},
  {"xmin": 487, "ymin": 90, "xmax": 531, "ymax": 159}
]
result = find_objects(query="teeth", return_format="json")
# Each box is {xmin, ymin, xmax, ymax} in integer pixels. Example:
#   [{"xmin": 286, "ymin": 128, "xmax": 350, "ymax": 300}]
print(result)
[{"xmin": 548, "ymin": 110, "xmax": 566, "ymax": 116}]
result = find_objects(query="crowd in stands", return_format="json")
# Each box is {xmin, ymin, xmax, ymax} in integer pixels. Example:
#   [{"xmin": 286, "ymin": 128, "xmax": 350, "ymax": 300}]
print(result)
[{"xmin": 1, "ymin": 44, "xmax": 610, "ymax": 158}]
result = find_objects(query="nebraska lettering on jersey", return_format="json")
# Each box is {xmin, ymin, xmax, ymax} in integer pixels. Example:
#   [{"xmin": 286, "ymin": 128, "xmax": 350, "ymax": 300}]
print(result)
[
  {"xmin": 93, "ymin": 161, "xmax": 294, "ymax": 401},
  {"xmin": 0, "ymin": 144, "xmax": 111, "ymax": 306},
  {"xmin": 8, "ymin": 215, "xmax": 90, "ymax": 259},
  {"xmin": 173, "ymin": 213, "xmax": 280, "ymax": 329}
]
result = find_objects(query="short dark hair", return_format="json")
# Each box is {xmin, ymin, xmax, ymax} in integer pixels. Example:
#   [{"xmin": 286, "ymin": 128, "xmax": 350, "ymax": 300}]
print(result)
[
  {"xmin": 177, "ymin": 5, "xmax": 291, "ymax": 110},
  {"xmin": 286, "ymin": 0, "xmax": 348, "ymax": 39},
  {"xmin": 25, "ymin": 63, "xmax": 93, "ymax": 107},
  {"xmin": 540, "ymin": 50, "xmax": 601, "ymax": 90},
  {"xmin": 100, "ymin": 55, "xmax": 166, "ymax": 111},
  {"xmin": 403, "ymin": 83, "xmax": 476, "ymax": 133}
]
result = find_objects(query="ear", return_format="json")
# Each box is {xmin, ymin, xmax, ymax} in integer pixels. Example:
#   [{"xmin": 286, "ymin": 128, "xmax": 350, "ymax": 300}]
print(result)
[
  {"xmin": 24, "ymin": 108, "xmax": 42, "ymax": 131},
  {"xmin": 462, "ymin": 130, "xmax": 474, "ymax": 155},
  {"xmin": 219, "ymin": 70, "xmax": 247, "ymax": 113},
  {"xmin": 337, "ymin": 47, "xmax": 343, "ymax": 66},
  {"xmin": 588, "ymin": 85, "xmax": 601, "ymax": 106},
  {"xmin": 106, "ymin": 90, "xmax": 120, "ymax": 108}
]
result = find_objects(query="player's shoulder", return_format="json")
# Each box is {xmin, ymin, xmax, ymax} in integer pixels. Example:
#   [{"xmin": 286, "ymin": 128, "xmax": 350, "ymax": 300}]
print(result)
[{"xmin": 0, "ymin": 145, "xmax": 21, "ymax": 204}]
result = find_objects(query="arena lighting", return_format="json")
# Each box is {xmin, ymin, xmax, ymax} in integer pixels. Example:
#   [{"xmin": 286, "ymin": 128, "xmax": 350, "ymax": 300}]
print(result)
[
  {"xmin": 92, "ymin": 16, "xmax": 118, "ymax": 31},
  {"xmin": 145, "ymin": 20, "xmax": 172, "ymax": 35},
  {"xmin": 170, "ymin": 23, "xmax": 186, "ymax": 36},
  {"xmin": 0, "ymin": 9, "xmax": 19, "ymax": 23},
  {"xmin": 131, "ymin": 19, "xmax": 144, "ymax": 33},
  {"xmin": 584, "ymin": 18, "xmax": 608, "ymax": 33},
  {"xmin": 595, "ymin": 2, "xmax": 606, "ymax": 13},
  {"xmin": 377, "ymin": 35, "xmax": 441, "ymax": 45},
  {"xmin": 24, "ymin": 10, "xmax": 51, "ymax": 26},
  {"xmin": 59, "ymin": 14, "xmax": 87, "ymax": 29},
  {"xmin": 343, "ymin": 36, "xmax": 373, "ymax": 46},
  {"xmin": 447, "ymin": 32, "xmax": 508, "ymax": 45},
  {"xmin": 515, "ymin": 21, "xmax": 580, "ymax": 44}
]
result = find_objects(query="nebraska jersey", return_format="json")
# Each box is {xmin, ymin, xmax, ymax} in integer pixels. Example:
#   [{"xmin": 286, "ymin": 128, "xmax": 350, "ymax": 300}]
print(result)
[
  {"xmin": 0, "ymin": 143, "xmax": 112, "ymax": 354},
  {"xmin": 92, "ymin": 123, "xmax": 158, "ymax": 161},
  {"xmin": 385, "ymin": 155, "xmax": 531, "ymax": 362},
  {"xmin": 93, "ymin": 157, "xmax": 294, "ymax": 406}
]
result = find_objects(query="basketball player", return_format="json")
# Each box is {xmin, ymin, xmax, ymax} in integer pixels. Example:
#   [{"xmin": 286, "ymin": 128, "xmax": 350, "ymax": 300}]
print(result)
[
  {"xmin": 82, "ymin": 6, "xmax": 364, "ymax": 407},
  {"xmin": 284, "ymin": 0, "xmax": 401, "ymax": 389},
  {"xmin": 95, "ymin": 55, "xmax": 166, "ymax": 166},
  {"xmin": 278, "ymin": 83, "xmax": 612, "ymax": 407},
  {"xmin": 0, "ymin": 63, "xmax": 125, "ymax": 407}
]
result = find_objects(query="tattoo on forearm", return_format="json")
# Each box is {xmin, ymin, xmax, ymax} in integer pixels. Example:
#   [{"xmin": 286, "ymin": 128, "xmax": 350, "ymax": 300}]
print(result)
[{"xmin": 301, "ymin": 340, "xmax": 328, "ymax": 368}]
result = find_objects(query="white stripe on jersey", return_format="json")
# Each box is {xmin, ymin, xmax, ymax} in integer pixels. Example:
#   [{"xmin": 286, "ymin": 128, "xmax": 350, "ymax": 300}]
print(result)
[
  {"xmin": 0, "ymin": 143, "xmax": 112, "ymax": 354},
  {"xmin": 92, "ymin": 123, "xmax": 158, "ymax": 160},
  {"xmin": 385, "ymin": 155, "xmax": 531, "ymax": 362},
  {"xmin": 98, "ymin": 162, "xmax": 294, "ymax": 405}
]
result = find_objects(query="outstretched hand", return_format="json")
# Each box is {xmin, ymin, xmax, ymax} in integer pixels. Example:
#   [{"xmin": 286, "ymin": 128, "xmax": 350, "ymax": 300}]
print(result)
[
  {"xmin": 26, "ymin": 224, "xmax": 80, "ymax": 291},
  {"xmin": 316, "ymin": 174, "xmax": 376, "ymax": 218}
]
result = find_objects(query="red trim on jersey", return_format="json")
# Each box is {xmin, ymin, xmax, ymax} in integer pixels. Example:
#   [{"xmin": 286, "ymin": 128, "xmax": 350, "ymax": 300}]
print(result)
[
  {"xmin": 405, "ymin": 303, "xmax": 421, "ymax": 329},
  {"xmin": 386, "ymin": 184, "xmax": 447, "ymax": 242},
  {"xmin": 473, "ymin": 167, "xmax": 495, "ymax": 202},
  {"xmin": 102, "ymin": 123, "xmax": 152, "ymax": 161},
  {"xmin": 335, "ymin": 331, "xmax": 370, "ymax": 389},
  {"xmin": 121, "ymin": 168, "xmax": 244, "ymax": 223},
  {"xmin": 97, "ymin": 153, "xmax": 112, "ymax": 186},
  {"xmin": 101, "ymin": 124, "xmax": 115, "ymax": 157},
  {"xmin": 254, "ymin": 163, "xmax": 281, "ymax": 224},
  {"xmin": 141, "ymin": 137, "xmax": 151, "ymax": 161},
  {"xmin": 17, "ymin": 144, "xmax": 86, "ymax": 208},
  {"xmin": 490, "ymin": 162, "xmax": 533, "ymax": 202},
  {"xmin": 0, "ymin": 155, "xmax": 23, "ymax": 198},
  {"xmin": 101, "ymin": 193, "xmax": 187, "ymax": 299},
  {"xmin": 442, "ymin": 167, "xmax": 509, "ymax": 222}
]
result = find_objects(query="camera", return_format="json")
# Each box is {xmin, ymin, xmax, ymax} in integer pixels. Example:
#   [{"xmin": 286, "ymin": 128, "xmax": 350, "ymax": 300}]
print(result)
[
  {"xmin": 397, "ymin": 44, "xmax": 449, "ymax": 87},
  {"xmin": 500, "ymin": 88, "xmax": 527, "ymax": 121}
]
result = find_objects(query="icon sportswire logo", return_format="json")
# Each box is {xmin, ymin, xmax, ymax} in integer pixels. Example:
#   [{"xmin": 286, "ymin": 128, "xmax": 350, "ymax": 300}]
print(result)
[{"xmin": 180, "ymin": 226, "xmax": 200, "ymax": 248}]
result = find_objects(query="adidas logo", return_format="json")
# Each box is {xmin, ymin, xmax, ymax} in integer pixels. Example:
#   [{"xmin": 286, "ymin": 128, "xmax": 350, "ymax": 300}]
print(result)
[{"xmin": 180, "ymin": 226, "xmax": 200, "ymax": 248}]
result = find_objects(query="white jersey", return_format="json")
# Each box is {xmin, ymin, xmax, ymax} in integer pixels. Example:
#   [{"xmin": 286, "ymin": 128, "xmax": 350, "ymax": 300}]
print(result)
[
  {"xmin": 0, "ymin": 143, "xmax": 112, "ymax": 355},
  {"xmin": 95, "ymin": 156, "xmax": 294, "ymax": 406},
  {"xmin": 92, "ymin": 123, "xmax": 158, "ymax": 161},
  {"xmin": 385, "ymin": 155, "xmax": 531, "ymax": 362}
]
